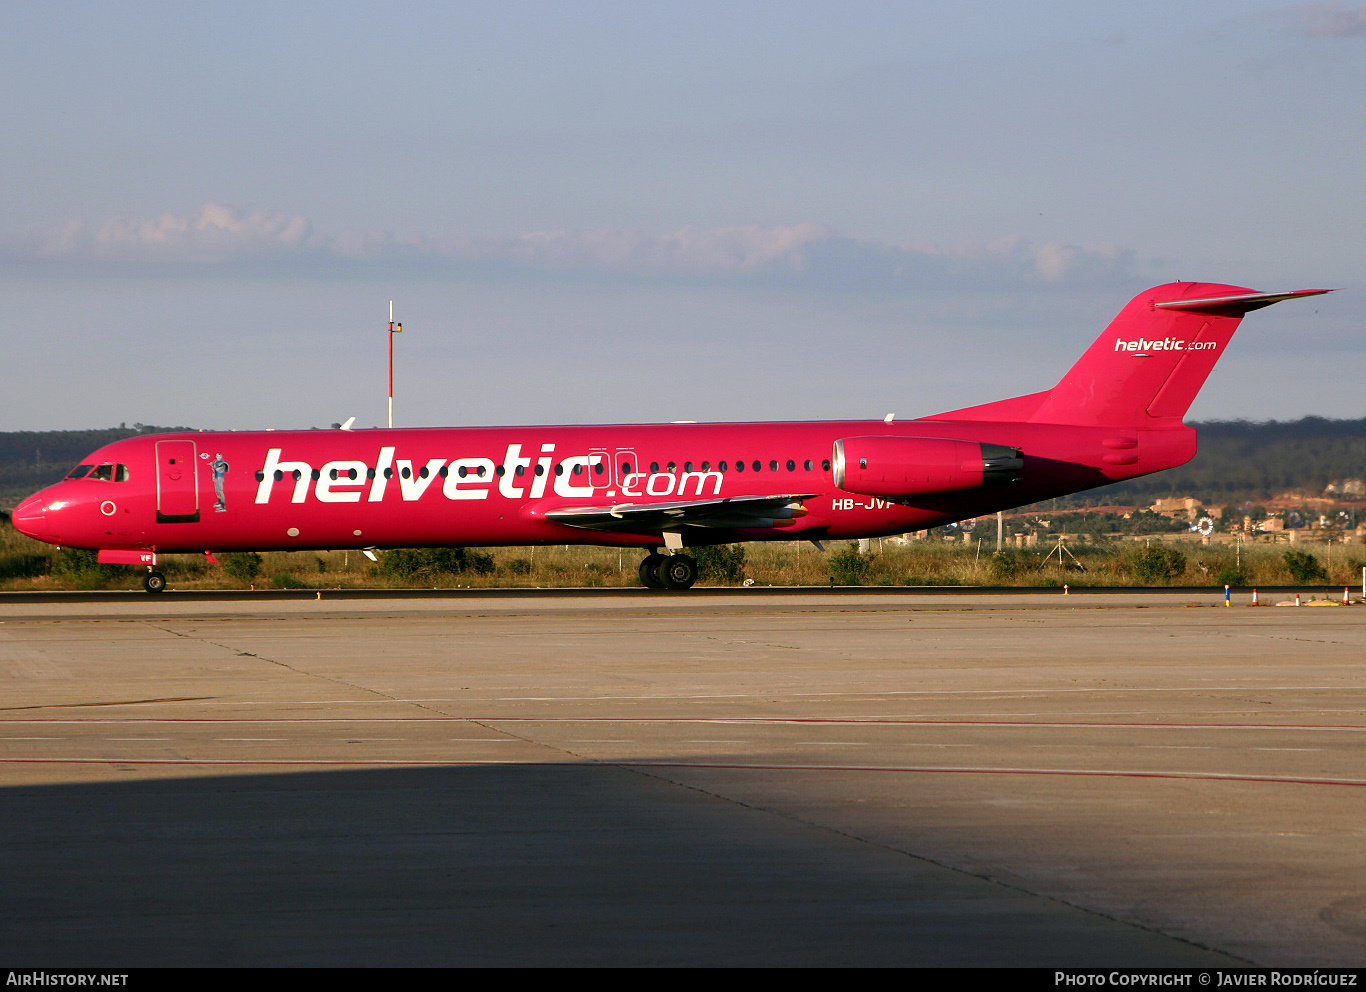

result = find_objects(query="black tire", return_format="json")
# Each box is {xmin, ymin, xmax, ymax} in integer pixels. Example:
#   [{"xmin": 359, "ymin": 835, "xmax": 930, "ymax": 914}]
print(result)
[
  {"xmin": 143, "ymin": 571, "xmax": 166, "ymax": 594},
  {"xmin": 659, "ymin": 554, "xmax": 698, "ymax": 590},
  {"xmin": 639, "ymin": 553, "xmax": 666, "ymax": 589}
]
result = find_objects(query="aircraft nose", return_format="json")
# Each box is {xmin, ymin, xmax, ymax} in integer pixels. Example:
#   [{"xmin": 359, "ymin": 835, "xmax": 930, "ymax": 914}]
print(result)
[{"xmin": 11, "ymin": 494, "xmax": 51, "ymax": 542}]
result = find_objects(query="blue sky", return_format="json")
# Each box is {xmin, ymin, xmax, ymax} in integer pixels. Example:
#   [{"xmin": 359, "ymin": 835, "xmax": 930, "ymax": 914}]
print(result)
[{"xmin": 2, "ymin": 1, "xmax": 1362, "ymax": 430}]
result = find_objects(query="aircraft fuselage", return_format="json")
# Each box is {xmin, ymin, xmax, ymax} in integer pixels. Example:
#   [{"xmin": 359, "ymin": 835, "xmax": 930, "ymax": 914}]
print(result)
[{"xmin": 12, "ymin": 418, "xmax": 1193, "ymax": 555}]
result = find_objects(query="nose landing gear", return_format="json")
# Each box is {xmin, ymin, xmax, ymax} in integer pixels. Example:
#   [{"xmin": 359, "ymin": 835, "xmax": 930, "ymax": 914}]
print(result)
[
  {"xmin": 638, "ymin": 550, "xmax": 698, "ymax": 590},
  {"xmin": 142, "ymin": 569, "xmax": 166, "ymax": 594}
]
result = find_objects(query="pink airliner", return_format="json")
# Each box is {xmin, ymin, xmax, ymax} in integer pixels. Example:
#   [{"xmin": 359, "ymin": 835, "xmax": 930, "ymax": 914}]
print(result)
[{"xmin": 11, "ymin": 282, "xmax": 1330, "ymax": 592}]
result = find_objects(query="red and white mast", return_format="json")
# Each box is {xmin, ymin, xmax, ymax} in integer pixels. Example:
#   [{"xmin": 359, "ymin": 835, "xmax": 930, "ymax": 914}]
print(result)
[{"xmin": 387, "ymin": 301, "xmax": 402, "ymax": 428}]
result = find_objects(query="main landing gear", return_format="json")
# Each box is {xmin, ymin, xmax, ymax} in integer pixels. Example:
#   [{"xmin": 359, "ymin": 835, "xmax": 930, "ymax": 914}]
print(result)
[
  {"xmin": 639, "ymin": 550, "xmax": 698, "ymax": 590},
  {"xmin": 142, "ymin": 569, "xmax": 166, "ymax": 594}
]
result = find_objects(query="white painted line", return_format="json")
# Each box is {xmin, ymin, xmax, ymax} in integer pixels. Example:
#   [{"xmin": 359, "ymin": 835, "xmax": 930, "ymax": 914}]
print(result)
[
  {"xmin": 1252, "ymin": 747, "xmax": 1322, "ymax": 752},
  {"xmin": 1139, "ymin": 745, "xmax": 1213, "ymax": 750}
]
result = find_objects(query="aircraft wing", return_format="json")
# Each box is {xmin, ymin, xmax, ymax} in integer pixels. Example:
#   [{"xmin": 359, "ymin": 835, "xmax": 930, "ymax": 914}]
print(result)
[{"xmin": 544, "ymin": 494, "xmax": 816, "ymax": 533}]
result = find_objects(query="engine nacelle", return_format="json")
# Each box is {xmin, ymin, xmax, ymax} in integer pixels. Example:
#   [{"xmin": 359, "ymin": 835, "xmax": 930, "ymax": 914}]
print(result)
[{"xmin": 832, "ymin": 436, "xmax": 1023, "ymax": 498}]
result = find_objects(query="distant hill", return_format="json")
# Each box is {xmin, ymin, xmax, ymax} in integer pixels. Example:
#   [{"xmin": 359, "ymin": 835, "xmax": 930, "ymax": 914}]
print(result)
[
  {"xmin": 2, "ymin": 417, "xmax": 1364, "ymax": 510},
  {"xmin": 0, "ymin": 425, "xmax": 193, "ymax": 507},
  {"xmin": 1082, "ymin": 417, "xmax": 1366, "ymax": 506}
]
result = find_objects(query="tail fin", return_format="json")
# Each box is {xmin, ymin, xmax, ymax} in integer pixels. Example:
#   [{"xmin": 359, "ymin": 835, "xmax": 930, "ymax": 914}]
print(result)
[{"xmin": 936, "ymin": 283, "xmax": 1331, "ymax": 428}]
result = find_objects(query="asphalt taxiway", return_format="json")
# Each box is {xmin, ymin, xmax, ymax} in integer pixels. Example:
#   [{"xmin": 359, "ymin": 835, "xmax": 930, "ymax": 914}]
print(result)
[{"xmin": 1, "ymin": 590, "xmax": 1363, "ymax": 966}]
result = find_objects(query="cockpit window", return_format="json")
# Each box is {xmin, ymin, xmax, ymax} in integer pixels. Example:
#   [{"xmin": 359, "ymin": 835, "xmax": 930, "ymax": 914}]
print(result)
[{"xmin": 78, "ymin": 463, "xmax": 129, "ymax": 482}]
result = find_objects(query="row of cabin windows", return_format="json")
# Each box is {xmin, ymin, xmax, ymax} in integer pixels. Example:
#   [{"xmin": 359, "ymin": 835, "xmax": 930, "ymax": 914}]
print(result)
[
  {"xmin": 253, "ymin": 458, "xmax": 835, "ymax": 484},
  {"xmin": 66, "ymin": 463, "xmax": 130, "ymax": 482},
  {"xmin": 641, "ymin": 459, "xmax": 831, "ymax": 474},
  {"xmin": 256, "ymin": 464, "xmax": 494, "ymax": 483}
]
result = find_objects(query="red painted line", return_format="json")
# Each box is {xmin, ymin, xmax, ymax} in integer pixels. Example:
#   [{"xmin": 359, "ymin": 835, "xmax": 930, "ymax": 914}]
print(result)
[
  {"xmin": 0, "ymin": 757, "xmax": 1363, "ymax": 789},
  {"xmin": 622, "ymin": 762, "xmax": 1366, "ymax": 788},
  {"xmin": 0, "ymin": 757, "xmax": 521, "ymax": 767},
  {"xmin": 2, "ymin": 716, "xmax": 1364, "ymax": 731}
]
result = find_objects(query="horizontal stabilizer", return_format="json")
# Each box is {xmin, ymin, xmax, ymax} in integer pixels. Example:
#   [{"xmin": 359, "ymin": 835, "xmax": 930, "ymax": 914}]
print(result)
[{"xmin": 1153, "ymin": 289, "xmax": 1333, "ymax": 314}]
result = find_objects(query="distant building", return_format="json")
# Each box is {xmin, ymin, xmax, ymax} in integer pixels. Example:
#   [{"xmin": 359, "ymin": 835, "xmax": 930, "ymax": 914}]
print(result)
[
  {"xmin": 1325, "ymin": 478, "xmax": 1366, "ymax": 498},
  {"xmin": 1151, "ymin": 497, "xmax": 1202, "ymax": 521}
]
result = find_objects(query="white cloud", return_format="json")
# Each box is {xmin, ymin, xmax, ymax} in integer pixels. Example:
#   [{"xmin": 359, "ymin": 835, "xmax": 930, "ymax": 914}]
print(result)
[
  {"xmin": 42, "ymin": 204, "xmax": 316, "ymax": 259},
  {"xmin": 1277, "ymin": 3, "xmax": 1366, "ymax": 37},
  {"xmin": 16, "ymin": 203, "xmax": 1140, "ymax": 289}
]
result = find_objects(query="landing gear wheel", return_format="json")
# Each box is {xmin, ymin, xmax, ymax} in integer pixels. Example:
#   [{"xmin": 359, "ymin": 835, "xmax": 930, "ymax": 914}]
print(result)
[
  {"xmin": 659, "ymin": 554, "xmax": 698, "ymax": 590},
  {"xmin": 143, "ymin": 570, "xmax": 166, "ymax": 594},
  {"xmin": 639, "ymin": 553, "xmax": 667, "ymax": 589}
]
